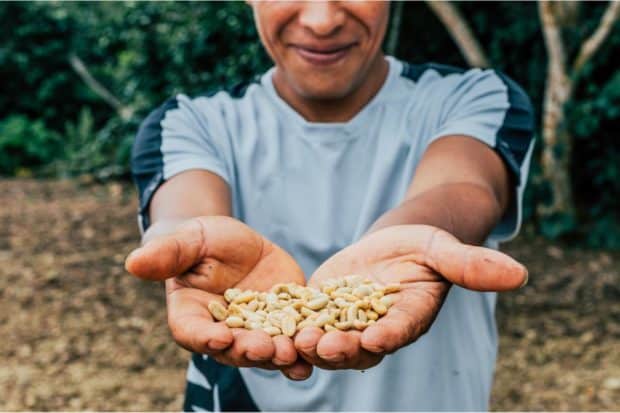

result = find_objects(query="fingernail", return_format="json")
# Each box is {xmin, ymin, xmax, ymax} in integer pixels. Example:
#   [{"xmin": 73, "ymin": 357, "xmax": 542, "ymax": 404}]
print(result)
[
  {"xmin": 360, "ymin": 340, "xmax": 385, "ymax": 354},
  {"xmin": 126, "ymin": 248, "xmax": 141, "ymax": 260},
  {"xmin": 272, "ymin": 358, "xmax": 290, "ymax": 366},
  {"xmin": 246, "ymin": 352, "xmax": 269, "ymax": 362},
  {"xmin": 320, "ymin": 353, "xmax": 345, "ymax": 363},
  {"xmin": 297, "ymin": 344, "xmax": 316, "ymax": 354},
  {"xmin": 207, "ymin": 340, "xmax": 230, "ymax": 351},
  {"xmin": 519, "ymin": 267, "xmax": 529, "ymax": 288},
  {"xmin": 287, "ymin": 371, "xmax": 308, "ymax": 381},
  {"xmin": 124, "ymin": 249, "xmax": 139, "ymax": 270}
]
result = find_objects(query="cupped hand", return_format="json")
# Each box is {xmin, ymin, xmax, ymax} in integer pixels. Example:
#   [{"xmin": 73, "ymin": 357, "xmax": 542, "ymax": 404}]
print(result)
[
  {"xmin": 295, "ymin": 224, "xmax": 527, "ymax": 370},
  {"xmin": 125, "ymin": 216, "xmax": 312, "ymax": 380}
]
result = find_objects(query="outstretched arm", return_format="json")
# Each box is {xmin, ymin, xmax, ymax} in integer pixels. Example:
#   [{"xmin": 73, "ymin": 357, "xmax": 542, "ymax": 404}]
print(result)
[
  {"xmin": 126, "ymin": 169, "xmax": 313, "ymax": 380},
  {"xmin": 296, "ymin": 135, "xmax": 527, "ymax": 370},
  {"xmin": 368, "ymin": 135, "xmax": 511, "ymax": 242},
  {"xmin": 139, "ymin": 169, "xmax": 232, "ymax": 243}
]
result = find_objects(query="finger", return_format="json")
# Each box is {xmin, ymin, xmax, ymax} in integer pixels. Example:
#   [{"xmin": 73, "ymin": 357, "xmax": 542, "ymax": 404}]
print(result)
[
  {"xmin": 280, "ymin": 359, "xmax": 314, "ymax": 381},
  {"xmin": 223, "ymin": 329, "xmax": 275, "ymax": 365},
  {"xmin": 316, "ymin": 330, "xmax": 383, "ymax": 370},
  {"xmin": 167, "ymin": 288, "xmax": 234, "ymax": 353},
  {"xmin": 212, "ymin": 353, "xmax": 280, "ymax": 370},
  {"xmin": 272, "ymin": 335, "xmax": 298, "ymax": 366},
  {"xmin": 316, "ymin": 330, "xmax": 358, "ymax": 363},
  {"xmin": 360, "ymin": 309, "xmax": 417, "ymax": 354},
  {"xmin": 171, "ymin": 317, "xmax": 233, "ymax": 354},
  {"xmin": 360, "ymin": 289, "xmax": 443, "ymax": 354},
  {"xmin": 125, "ymin": 219, "xmax": 206, "ymax": 281},
  {"xmin": 317, "ymin": 225, "xmax": 528, "ymax": 291},
  {"xmin": 126, "ymin": 216, "xmax": 266, "ymax": 286},
  {"xmin": 424, "ymin": 228, "xmax": 528, "ymax": 291},
  {"xmin": 294, "ymin": 327, "xmax": 324, "ymax": 365}
]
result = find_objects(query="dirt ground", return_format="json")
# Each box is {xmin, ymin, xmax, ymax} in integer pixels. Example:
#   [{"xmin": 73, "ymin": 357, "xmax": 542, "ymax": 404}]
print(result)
[{"xmin": 0, "ymin": 178, "xmax": 618, "ymax": 411}]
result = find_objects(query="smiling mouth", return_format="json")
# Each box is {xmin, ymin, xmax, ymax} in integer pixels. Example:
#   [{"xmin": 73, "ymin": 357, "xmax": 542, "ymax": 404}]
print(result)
[{"xmin": 293, "ymin": 44, "xmax": 356, "ymax": 66}]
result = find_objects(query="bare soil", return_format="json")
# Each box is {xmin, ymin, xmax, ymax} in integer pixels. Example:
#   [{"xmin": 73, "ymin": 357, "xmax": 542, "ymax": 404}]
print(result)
[{"xmin": 1, "ymin": 179, "xmax": 618, "ymax": 411}]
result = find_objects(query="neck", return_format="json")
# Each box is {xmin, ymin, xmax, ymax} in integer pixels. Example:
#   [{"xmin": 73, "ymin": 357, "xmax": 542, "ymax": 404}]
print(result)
[{"xmin": 272, "ymin": 54, "xmax": 389, "ymax": 123}]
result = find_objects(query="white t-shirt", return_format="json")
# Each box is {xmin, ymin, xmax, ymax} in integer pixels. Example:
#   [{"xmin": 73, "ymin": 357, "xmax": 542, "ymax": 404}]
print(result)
[{"xmin": 131, "ymin": 56, "xmax": 535, "ymax": 411}]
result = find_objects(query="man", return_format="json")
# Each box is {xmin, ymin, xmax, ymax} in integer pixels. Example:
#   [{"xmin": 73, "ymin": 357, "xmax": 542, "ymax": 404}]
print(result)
[{"xmin": 125, "ymin": 2, "xmax": 534, "ymax": 411}]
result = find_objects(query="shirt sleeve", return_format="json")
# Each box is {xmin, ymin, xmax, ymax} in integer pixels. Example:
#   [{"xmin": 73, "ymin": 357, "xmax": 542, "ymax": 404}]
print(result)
[
  {"xmin": 426, "ymin": 68, "xmax": 536, "ymax": 243},
  {"xmin": 130, "ymin": 93, "xmax": 231, "ymax": 232}
]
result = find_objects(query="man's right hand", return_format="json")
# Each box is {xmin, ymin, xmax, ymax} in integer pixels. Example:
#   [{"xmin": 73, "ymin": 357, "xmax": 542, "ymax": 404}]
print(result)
[{"xmin": 125, "ymin": 215, "xmax": 313, "ymax": 380}]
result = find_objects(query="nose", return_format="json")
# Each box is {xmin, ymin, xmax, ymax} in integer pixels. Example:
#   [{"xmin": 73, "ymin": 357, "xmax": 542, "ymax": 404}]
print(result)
[{"xmin": 298, "ymin": 2, "xmax": 346, "ymax": 37}]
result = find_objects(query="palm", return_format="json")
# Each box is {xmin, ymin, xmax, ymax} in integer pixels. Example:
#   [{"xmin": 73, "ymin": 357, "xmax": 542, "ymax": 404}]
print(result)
[
  {"xmin": 296, "ymin": 224, "xmax": 527, "ymax": 370},
  {"xmin": 312, "ymin": 257, "xmax": 449, "ymax": 337},
  {"xmin": 174, "ymin": 218, "xmax": 305, "ymax": 295},
  {"xmin": 308, "ymin": 226, "xmax": 450, "ymax": 356},
  {"xmin": 126, "ymin": 216, "xmax": 310, "ymax": 378}
]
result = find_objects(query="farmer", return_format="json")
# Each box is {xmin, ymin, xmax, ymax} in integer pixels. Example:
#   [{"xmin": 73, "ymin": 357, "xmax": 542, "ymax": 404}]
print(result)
[{"xmin": 125, "ymin": 2, "xmax": 535, "ymax": 411}]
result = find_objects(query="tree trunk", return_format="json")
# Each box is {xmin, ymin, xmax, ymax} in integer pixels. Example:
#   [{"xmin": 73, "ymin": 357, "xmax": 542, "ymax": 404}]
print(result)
[
  {"xmin": 538, "ymin": 0, "xmax": 620, "ymax": 222},
  {"xmin": 539, "ymin": 68, "xmax": 575, "ymax": 219},
  {"xmin": 573, "ymin": 1, "xmax": 620, "ymax": 73},
  {"xmin": 68, "ymin": 53, "xmax": 134, "ymax": 121},
  {"xmin": 538, "ymin": 1, "xmax": 576, "ymax": 221},
  {"xmin": 425, "ymin": 1, "xmax": 490, "ymax": 68}
]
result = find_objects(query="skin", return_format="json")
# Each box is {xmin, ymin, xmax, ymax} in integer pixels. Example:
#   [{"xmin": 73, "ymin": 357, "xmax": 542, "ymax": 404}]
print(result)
[
  {"xmin": 125, "ymin": 2, "xmax": 528, "ymax": 378},
  {"xmin": 251, "ymin": 1, "xmax": 390, "ymax": 121},
  {"xmin": 126, "ymin": 172, "xmax": 313, "ymax": 380}
]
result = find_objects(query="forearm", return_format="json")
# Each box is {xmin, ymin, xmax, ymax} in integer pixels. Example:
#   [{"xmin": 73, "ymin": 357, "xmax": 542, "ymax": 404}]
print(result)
[
  {"xmin": 142, "ymin": 170, "xmax": 232, "ymax": 245},
  {"xmin": 367, "ymin": 182, "xmax": 503, "ymax": 245}
]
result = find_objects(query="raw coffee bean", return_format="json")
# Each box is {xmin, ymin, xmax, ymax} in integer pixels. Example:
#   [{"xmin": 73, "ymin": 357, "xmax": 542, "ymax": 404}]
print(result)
[
  {"xmin": 281, "ymin": 315, "xmax": 296, "ymax": 337},
  {"xmin": 366, "ymin": 310, "xmax": 379, "ymax": 321},
  {"xmin": 233, "ymin": 291, "xmax": 256, "ymax": 304},
  {"xmin": 207, "ymin": 301, "xmax": 228, "ymax": 321},
  {"xmin": 384, "ymin": 283, "xmax": 402, "ymax": 294},
  {"xmin": 224, "ymin": 288, "xmax": 241, "ymax": 303},
  {"xmin": 371, "ymin": 299, "xmax": 388, "ymax": 316},
  {"xmin": 334, "ymin": 321, "xmax": 352, "ymax": 330},
  {"xmin": 263, "ymin": 326, "xmax": 282, "ymax": 336},
  {"xmin": 225, "ymin": 316, "xmax": 244, "ymax": 328},
  {"xmin": 380, "ymin": 295, "xmax": 395, "ymax": 309},
  {"xmin": 305, "ymin": 295, "xmax": 329, "ymax": 311},
  {"xmin": 218, "ymin": 277, "xmax": 401, "ymax": 334}
]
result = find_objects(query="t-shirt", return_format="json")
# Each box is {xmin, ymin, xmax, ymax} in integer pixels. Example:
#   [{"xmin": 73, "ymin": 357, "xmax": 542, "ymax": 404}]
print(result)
[{"xmin": 131, "ymin": 56, "xmax": 535, "ymax": 411}]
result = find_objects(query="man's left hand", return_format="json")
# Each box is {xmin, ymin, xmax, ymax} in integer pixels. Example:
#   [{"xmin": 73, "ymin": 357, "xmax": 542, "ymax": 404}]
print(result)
[{"xmin": 294, "ymin": 224, "xmax": 527, "ymax": 370}]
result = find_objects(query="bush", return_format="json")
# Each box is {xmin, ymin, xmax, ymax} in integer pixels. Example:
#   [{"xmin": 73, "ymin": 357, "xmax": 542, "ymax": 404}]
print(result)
[
  {"xmin": 1, "ymin": 2, "xmax": 619, "ymax": 246},
  {"xmin": 0, "ymin": 115, "xmax": 61, "ymax": 176}
]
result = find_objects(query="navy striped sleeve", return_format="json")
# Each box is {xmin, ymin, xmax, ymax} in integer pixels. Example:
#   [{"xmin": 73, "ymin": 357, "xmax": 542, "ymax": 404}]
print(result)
[
  {"xmin": 130, "ymin": 92, "xmax": 235, "ymax": 233},
  {"xmin": 403, "ymin": 63, "xmax": 536, "ymax": 241},
  {"xmin": 402, "ymin": 63, "xmax": 535, "ymax": 185},
  {"xmin": 183, "ymin": 354, "xmax": 259, "ymax": 412},
  {"xmin": 493, "ymin": 71, "xmax": 536, "ymax": 185},
  {"xmin": 130, "ymin": 97, "xmax": 178, "ymax": 232}
]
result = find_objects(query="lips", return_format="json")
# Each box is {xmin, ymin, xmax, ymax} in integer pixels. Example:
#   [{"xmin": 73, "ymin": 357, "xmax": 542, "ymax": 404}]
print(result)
[{"xmin": 292, "ymin": 43, "xmax": 356, "ymax": 66}]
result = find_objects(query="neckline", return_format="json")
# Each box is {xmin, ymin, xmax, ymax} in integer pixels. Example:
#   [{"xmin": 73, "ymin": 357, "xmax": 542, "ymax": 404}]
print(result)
[{"xmin": 261, "ymin": 56, "xmax": 402, "ymax": 139}]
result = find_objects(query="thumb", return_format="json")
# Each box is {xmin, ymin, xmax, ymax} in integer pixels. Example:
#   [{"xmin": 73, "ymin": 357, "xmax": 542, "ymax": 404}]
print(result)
[
  {"xmin": 125, "ymin": 220, "xmax": 205, "ymax": 281},
  {"xmin": 424, "ymin": 228, "xmax": 528, "ymax": 291}
]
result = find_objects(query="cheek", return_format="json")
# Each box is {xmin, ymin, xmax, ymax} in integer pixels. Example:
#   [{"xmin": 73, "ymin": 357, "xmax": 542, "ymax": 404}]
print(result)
[
  {"xmin": 253, "ymin": 5, "xmax": 298, "ymax": 54},
  {"xmin": 347, "ymin": 3, "xmax": 390, "ymax": 43}
]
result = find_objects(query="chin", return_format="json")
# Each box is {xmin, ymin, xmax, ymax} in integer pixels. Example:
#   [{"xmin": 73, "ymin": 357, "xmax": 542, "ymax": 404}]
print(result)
[{"xmin": 296, "ymin": 80, "xmax": 354, "ymax": 101}]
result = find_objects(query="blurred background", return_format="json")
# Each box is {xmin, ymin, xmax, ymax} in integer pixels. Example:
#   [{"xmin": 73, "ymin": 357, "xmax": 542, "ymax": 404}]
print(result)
[{"xmin": 0, "ymin": 1, "xmax": 618, "ymax": 410}]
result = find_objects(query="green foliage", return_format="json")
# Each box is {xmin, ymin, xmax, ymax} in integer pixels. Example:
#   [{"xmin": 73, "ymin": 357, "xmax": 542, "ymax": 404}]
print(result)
[
  {"xmin": 0, "ymin": 115, "xmax": 61, "ymax": 175},
  {"xmin": 0, "ymin": 2, "xmax": 270, "ymax": 177},
  {"xmin": 568, "ymin": 66, "xmax": 620, "ymax": 246},
  {"xmin": 396, "ymin": 1, "xmax": 620, "ymax": 246},
  {"xmin": 1, "ymin": 1, "xmax": 619, "ymax": 246}
]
